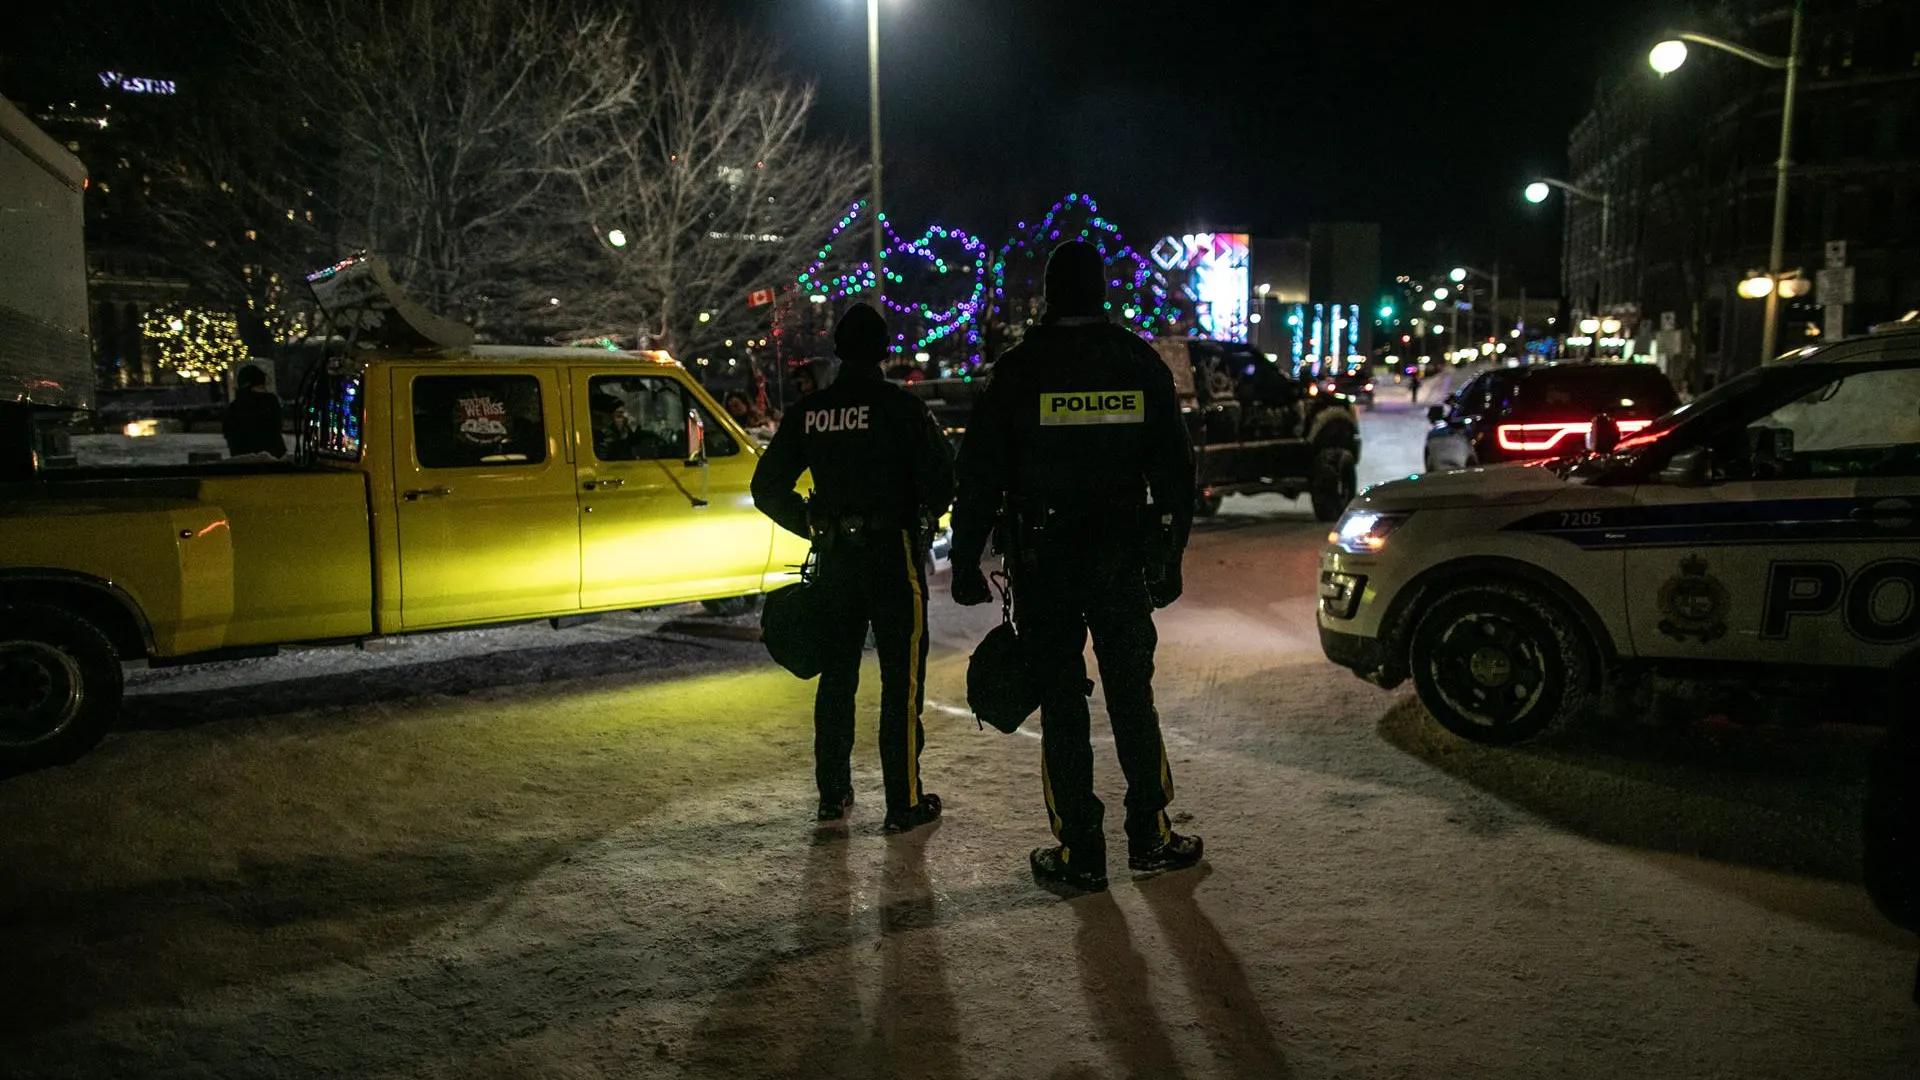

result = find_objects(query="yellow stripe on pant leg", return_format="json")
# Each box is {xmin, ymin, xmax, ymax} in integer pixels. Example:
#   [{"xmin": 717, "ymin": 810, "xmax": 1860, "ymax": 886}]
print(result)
[
  {"xmin": 1041, "ymin": 752, "xmax": 1065, "ymax": 843},
  {"xmin": 901, "ymin": 533, "xmax": 925, "ymax": 806},
  {"xmin": 1157, "ymin": 737, "xmax": 1174, "ymax": 845}
]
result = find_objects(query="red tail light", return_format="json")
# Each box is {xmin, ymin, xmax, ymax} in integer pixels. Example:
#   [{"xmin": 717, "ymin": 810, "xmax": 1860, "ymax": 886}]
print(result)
[{"xmin": 1496, "ymin": 419, "xmax": 1649, "ymax": 453}]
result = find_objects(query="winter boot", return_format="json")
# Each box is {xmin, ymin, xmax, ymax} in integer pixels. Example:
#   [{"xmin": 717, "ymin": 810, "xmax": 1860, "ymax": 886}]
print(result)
[
  {"xmin": 882, "ymin": 793, "xmax": 941, "ymax": 834},
  {"xmin": 1030, "ymin": 845, "xmax": 1109, "ymax": 895},
  {"xmin": 816, "ymin": 789, "xmax": 855, "ymax": 823},
  {"xmin": 1128, "ymin": 832, "xmax": 1205, "ymax": 876}
]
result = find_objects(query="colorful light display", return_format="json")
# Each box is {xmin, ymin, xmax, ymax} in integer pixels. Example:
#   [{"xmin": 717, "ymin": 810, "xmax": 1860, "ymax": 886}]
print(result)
[
  {"xmin": 992, "ymin": 193, "xmax": 1178, "ymax": 340},
  {"xmin": 794, "ymin": 200, "xmax": 988, "ymax": 364},
  {"xmin": 792, "ymin": 193, "xmax": 1187, "ymax": 368},
  {"xmin": 1151, "ymin": 232, "xmax": 1250, "ymax": 342}
]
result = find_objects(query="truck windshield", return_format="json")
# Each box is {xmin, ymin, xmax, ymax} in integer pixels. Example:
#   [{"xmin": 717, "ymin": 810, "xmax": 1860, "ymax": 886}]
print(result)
[{"xmin": 306, "ymin": 367, "xmax": 365, "ymax": 462}]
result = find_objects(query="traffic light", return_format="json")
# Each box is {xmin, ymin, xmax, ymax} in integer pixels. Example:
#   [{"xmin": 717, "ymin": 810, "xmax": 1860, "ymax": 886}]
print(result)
[{"xmin": 1378, "ymin": 303, "xmax": 1395, "ymax": 320}]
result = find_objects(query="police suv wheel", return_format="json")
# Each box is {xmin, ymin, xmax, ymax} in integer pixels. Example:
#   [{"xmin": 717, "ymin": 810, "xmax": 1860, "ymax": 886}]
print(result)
[
  {"xmin": 1309, "ymin": 446, "xmax": 1358, "ymax": 522},
  {"xmin": 0, "ymin": 605, "xmax": 122, "ymax": 774},
  {"xmin": 1408, "ymin": 584, "xmax": 1593, "ymax": 745}
]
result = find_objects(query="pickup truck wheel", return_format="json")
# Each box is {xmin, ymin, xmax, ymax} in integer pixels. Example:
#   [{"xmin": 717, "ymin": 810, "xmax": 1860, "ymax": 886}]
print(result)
[
  {"xmin": 701, "ymin": 595, "xmax": 762, "ymax": 617},
  {"xmin": 1408, "ymin": 583, "xmax": 1593, "ymax": 745},
  {"xmin": 1309, "ymin": 446, "xmax": 1358, "ymax": 522},
  {"xmin": 1195, "ymin": 493, "xmax": 1223, "ymax": 518},
  {"xmin": 0, "ymin": 605, "xmax": 121, "ymax": 773}
]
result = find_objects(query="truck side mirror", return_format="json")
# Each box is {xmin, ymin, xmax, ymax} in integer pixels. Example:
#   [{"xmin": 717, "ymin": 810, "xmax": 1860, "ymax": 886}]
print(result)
[
  {"xmin": 685, "ymin": 408, "xmax": 709, "ymax": 508},
  {"xmin": 1659, "ymin": 446, "xmax": 1712, "ymax": 487},
  {"xmin": 1586, "ymin": 412, "xmax": 1620, "ymax": 454},
  {"xmin": 684, "ymin": 409, "xmax": 706, "ymax": 467},
  {"xmin": 1426, "ymin": 404, "xmax": 1444, "ymax": 423}
]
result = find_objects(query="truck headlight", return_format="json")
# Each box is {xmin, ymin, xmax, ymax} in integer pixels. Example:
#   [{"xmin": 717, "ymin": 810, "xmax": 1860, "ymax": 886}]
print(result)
[{"xmin": 1328, "ymin": 510, "xmax": 1410, "ymax": 554}]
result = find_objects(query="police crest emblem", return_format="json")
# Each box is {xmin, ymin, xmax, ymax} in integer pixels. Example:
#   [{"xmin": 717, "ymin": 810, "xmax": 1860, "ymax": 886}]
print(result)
[{"xmin": 1657, "ymin": 555, "xmax": 1730, "ymax": 642}]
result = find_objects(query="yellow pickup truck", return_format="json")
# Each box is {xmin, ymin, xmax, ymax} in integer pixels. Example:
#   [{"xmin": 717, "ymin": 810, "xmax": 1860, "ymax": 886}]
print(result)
[{"xmin": 1, "ymin": 333, "xmax": 808, "ymax": 774}]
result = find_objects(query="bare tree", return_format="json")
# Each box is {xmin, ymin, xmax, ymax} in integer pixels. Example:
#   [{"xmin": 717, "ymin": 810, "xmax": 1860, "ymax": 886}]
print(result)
[
  {"xmin": 239, "ymin": 0, "xmax": 641, "ymax": 334},
  {"xmin": 139, "ymin": 76, "xmax": 330, "ymax": 356},
  {"xmin": 550, "ymin": 10, "xmax": 868, "ymax": 354}
]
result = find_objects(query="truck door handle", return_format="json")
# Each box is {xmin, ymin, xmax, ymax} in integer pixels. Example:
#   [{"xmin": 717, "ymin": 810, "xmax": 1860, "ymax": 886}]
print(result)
[
  {"xmin": 403, "ymin": 486, "xmax": 453, "ymax": 501},
  {"xmin": 583, "ymin": 478, "xmax": 624, "ymax": 490}
]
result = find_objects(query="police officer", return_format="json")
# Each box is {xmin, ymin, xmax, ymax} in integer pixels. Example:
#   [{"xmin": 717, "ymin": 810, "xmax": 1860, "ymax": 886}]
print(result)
[
  {"xmin": 949, "ymin": 240, "xmax": 1202, "ymax": 894},
  {"xmin": 753, "ymin": 304, "xmax": 955, "ymax": 832}
]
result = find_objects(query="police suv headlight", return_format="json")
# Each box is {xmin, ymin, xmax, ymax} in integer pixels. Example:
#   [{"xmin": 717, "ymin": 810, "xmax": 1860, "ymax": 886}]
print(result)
[{"xmin": 1328, "ymin": 510, "xmax": 1410, "ymax": 554}]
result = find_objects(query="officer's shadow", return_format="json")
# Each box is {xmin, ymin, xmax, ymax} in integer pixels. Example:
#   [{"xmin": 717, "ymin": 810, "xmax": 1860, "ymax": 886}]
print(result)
[
  {"xmin": 1064, "ymin": 866, "xmax": 1292, "ymax": 1080},
  {"xmin": 1137, "ymin": 864, "xmax": 1292, "ymax": 1079},
  {"xmin": 875, "ymin": 825, "xmax": 963, "ymax": 1079}
]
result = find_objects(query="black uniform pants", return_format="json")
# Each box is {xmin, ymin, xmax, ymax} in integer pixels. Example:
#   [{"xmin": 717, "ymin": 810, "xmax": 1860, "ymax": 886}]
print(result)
[
  {"xmin": 1016, "ymin": 540, "xmax": 1175, "ymax": 875},
  {"xmin": 812, "ymin": 530, "xmax": 931, "ymax": 816}
]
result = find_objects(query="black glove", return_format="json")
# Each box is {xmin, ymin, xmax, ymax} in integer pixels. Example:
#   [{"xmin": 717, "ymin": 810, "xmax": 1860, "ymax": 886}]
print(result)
[
  {"xmin": 951, "ymin": 562, "xmax": 992, "ymax": 607},
  {"xmin": 1148, "ymin": 559, "xmax": 1183, "ymax": 609}
]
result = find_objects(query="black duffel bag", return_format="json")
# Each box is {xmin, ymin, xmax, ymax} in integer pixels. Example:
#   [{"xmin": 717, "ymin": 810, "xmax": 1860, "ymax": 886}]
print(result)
[{"xmin": 760, "ymin": 579, "xmax": 826, "ymax": 679}]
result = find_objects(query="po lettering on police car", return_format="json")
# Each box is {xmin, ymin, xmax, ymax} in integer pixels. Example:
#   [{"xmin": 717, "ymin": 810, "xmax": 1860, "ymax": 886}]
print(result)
[{"xmin": 1760, "ymin": 558, "xmax": 1920, "ymax": 643}]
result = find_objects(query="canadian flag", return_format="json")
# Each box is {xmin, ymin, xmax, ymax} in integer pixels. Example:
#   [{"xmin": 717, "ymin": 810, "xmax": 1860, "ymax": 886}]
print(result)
[{"xmin": 748, "ymin": 288, "xmax": 775, "ymax": 308}]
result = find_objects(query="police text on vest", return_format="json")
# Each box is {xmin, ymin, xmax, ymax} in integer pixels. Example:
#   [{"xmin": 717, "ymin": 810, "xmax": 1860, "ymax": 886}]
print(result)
[{"xmin": 806, "ymin": 405, "xmax": 871, "ymax": 434}]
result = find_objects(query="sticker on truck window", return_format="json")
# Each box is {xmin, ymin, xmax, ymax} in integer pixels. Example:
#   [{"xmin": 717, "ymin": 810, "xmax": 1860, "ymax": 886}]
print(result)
[{"xmin": 456, "ymin": 396, "xmax": 509, "ymax": 443}]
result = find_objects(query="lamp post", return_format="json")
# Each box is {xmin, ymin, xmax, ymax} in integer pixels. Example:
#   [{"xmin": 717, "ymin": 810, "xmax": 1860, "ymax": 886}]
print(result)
[
  {"xmin": 1450, "ymin": 264, "xmax": 1501, "ymax": 346},
  {"xmin": 864, "ymin": 0, "xmax": 885, "ymax": 309},
  {"xmin": 1525, "ymin": 179, "xmax": 1611, "ymax": 321},
  {"xmin": 1649, "ymin": 0, "xmax": 1804, "ymax": 363}
]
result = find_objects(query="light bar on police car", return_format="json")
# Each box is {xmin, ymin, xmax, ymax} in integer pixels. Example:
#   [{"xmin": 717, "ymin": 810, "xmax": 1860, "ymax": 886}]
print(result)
[{"xmin": 1495, "ymin": 419, "xmax": 1650, "ymax": 453}]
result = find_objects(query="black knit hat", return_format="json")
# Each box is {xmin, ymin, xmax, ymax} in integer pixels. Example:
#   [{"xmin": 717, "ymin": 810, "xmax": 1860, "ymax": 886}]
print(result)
[
  {"xmin": 1044, "ymin": 240, "xmax": 1107, "ymax": 317},
  {"xmin": 833, "ymin": 303, "xmax": 888, "ymax": 366}
]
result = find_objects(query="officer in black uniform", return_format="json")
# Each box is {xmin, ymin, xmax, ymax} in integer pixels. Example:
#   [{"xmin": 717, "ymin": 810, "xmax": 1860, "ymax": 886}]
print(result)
[
  {"xmin": 753, "ymin": 303, "xmax": 955, "ymax": 832},
  {"xmin": 950, "ymin": 240, "xmax": 1202, "ymax": 894}
]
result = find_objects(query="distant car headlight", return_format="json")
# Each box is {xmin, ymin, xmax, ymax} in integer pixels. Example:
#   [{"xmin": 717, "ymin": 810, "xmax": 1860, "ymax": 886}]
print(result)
[{"xmin": 1327, "ymin": 510, "xmax": 1410, "ymax": 554}]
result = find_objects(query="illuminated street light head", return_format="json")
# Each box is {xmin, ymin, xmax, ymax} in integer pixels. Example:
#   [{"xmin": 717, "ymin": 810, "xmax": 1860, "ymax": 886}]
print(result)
[
  {"xmin": 1524, "ymin": 181, "xmax": 1551, "ymax": 204},
  {"xmin": 607, "ymin": 228, "xmax": 627, "ymax": 248},
  {"xmin": 1422, "ymin": 299, "xmax": 1438, "ymax": 312},
  {"xmin": 1649, "ymin": 39, "xmax": 1689, "ymax": 76},
  {"xmin": 1434, "ymin": 287, "xmax": 1450, "ymax": 300},
  {"xmin": 1737, "ymin": 275, "xmax": 1776, "ymax": 300},
  {"xmin": 1449, "ymin": 267, "xmax": 1467, "ymax": 283},
  {"xmin": 833, "ymin": 303, "xmax": 888, "ymax": 367},
  {"xmin": 1043, "ymin": 240, "xmax": 1107, "ymax": 317}
]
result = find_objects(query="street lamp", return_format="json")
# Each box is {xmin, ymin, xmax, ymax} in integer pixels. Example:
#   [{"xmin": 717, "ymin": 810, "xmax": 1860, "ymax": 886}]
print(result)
[
  {"xmin": 606, "ymin": 228, "xmax": 627, "ymax": 248},
  {"xmin": 1523, "ymin": 178, "xmax": 1611, "ymax": 323},
  {"xmin": 1649, "ymin": 0, "xmax": 1804, "ymax": 363},
  {"xmin": 857, "ymin": 0, "xmax": 887, "ymax": 307},
  {"xmin": 1451, "ymin": 264, "xmax": 1502, "ymax": 345}
]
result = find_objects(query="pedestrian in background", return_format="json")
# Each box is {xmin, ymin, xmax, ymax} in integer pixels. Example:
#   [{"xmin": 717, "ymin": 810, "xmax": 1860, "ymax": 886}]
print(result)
[
  {"xmin": 948, "ymin": 240, "xmax": 1203, "ymax": 895},
  {"xmin": 752, "ymin": 303, "xmax": 955, "ymax": 832},
  {"xmin": 223, "ymin": 364, "xmax": 287, "ymax": 458}
]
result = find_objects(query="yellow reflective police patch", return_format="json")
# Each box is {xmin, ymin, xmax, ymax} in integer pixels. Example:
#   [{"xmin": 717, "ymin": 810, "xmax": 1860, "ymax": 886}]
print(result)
[{"xmin": 1039, "ymin": 390, "xmax": 1146, "ymax": 426}]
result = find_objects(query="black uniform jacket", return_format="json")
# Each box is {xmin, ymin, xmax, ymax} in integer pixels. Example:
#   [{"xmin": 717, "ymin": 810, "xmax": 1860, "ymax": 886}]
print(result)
[
  {"xmin": 952, "ymin": 315, "xmax": 1195, "ymax": 565},
  {"xmin": 752, "ymin": 365, "xmax": 955, "ymax": 540}
]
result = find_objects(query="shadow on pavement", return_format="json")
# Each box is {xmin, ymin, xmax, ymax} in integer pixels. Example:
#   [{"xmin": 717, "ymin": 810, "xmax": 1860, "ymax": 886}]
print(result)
[
  {"xmin": 1070, "ymin": 891, "xmax": 1185, "ymax": 1078},
  {"xmin": 1377, "ymin": 695, "xmax": 1877, "ymax": 882},
  {"xmin": 1137, "ymin": 863, "xmax": 1292, "ymax": 1079},
  {"xmin": 0, "ymin": 837, "xmax": 569, "ymax": 1042},
  {"xmin": 118, "ymin": 626, "xmax": 756, "ymax": 731}
]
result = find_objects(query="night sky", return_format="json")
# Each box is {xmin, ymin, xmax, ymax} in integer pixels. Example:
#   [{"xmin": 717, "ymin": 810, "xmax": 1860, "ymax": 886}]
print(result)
[
  {"xmin": 746, "ymin": 0, "xmax": 1693, "ymax": 295},
  {"xmin": 8, "ymin": 0, "xmax": 1704, "ymax": 296}
]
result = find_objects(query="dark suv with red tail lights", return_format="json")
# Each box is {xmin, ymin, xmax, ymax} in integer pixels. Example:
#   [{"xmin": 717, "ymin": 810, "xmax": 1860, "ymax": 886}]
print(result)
[{"xmin": 1423, "ymin": 362, "xmax": 1680, "ymax": 471}]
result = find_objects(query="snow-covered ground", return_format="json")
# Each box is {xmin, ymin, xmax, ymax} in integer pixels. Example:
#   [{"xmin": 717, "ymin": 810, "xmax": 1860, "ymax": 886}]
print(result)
[{"xmin": 1, "ymin": 392, "xmax": 1913, "ymax": 1078}]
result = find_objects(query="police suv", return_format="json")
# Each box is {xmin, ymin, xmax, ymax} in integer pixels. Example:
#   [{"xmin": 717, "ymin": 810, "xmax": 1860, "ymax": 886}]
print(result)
[{"xmin": 1319, "ymin": 328, "xmax": 1920, "ymax": 743}]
